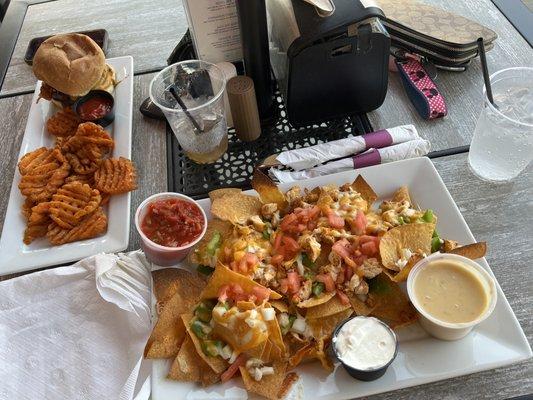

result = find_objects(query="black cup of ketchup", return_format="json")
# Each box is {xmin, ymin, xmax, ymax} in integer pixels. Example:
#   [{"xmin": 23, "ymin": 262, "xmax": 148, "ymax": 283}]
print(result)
[{"xmin": 73, "ymin": 90, "xmax": 115, "ymax": 127}]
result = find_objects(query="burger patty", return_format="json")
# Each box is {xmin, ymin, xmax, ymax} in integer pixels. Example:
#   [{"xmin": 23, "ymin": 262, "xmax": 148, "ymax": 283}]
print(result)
[{"xmin": 39, "ymin": 83, "xmax": 75, "ymax": 106}]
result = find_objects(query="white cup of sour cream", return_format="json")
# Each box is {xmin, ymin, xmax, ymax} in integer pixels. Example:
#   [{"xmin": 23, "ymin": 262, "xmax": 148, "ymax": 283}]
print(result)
[{"xmin": 407, "ymin": 253, "xmax": 497, "ymax": 341}]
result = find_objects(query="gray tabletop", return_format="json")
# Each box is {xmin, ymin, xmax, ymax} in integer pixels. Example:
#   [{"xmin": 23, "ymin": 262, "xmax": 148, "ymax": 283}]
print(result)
[{"xmin": 0, "ymin": 0, "xmax": 531, "ymax": 399}]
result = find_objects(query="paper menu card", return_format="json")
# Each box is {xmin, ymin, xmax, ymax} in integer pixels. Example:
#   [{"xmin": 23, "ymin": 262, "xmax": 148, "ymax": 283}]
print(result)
[{"xmin": 183, "ymin": 0, "xmax": 243, "ymax": 63}]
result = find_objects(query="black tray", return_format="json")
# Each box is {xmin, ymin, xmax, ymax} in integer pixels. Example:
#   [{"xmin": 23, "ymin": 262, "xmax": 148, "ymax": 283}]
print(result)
[{"xmin": 167, "ymin": 89, "xmax": 373, "ymax": 199}]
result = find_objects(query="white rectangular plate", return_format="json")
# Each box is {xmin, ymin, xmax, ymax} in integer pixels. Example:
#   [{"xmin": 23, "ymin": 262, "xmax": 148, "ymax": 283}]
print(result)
[
  {"xmin": 151, "ymin": 157, "xmax": 532, "ymax": 400},
  {"xmin": 0, "ymin": 56, "xmax": 134, "ymax": 275}
]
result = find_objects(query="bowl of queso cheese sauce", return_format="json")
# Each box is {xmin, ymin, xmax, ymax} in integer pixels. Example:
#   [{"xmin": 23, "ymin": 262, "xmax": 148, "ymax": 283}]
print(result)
[
  {"xmin": 407, "ymin": 253, "xmax": 497, "ymax": 340},
  {"xmin": 332, "ymin": 316, "xmax": 398, "ymax": 381},
  {"xmin": 135, "ymin": 193, "xmax": 207, "ymax": 266}
]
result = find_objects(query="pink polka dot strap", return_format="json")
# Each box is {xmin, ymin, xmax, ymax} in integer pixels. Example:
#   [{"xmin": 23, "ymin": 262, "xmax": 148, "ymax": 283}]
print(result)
[{"xmin": 395, "ymin": 59, "xmax": 448, "ymax": 120}]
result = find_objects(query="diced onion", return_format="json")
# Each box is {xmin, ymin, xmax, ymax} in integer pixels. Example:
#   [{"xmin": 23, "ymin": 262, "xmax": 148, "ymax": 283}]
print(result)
[
  {"xmin": 220, "ymin": 345, "xmax": 232, "ymax": 360},
  {"xmin": 291, "ymin": 317, "xmax": 307, "ymax": 334},
  {"xmin": 261, "ymin": 307, "xmax": 276, "ymax": 321}
]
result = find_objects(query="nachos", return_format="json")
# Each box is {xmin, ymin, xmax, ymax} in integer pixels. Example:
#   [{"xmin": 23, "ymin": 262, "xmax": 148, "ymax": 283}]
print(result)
[{"xmin": 146, "ymin": 173, "xmax": 486, "ymax": 399}]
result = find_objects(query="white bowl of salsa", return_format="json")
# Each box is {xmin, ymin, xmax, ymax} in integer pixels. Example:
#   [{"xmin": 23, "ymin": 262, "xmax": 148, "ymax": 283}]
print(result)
[
  {"xmin": 135, "ymin": 192, "xmax": 207, "ymax": 266},
  {"xmin": 407, "ymin": 253, "xmax": 497, "ymax": 341}
]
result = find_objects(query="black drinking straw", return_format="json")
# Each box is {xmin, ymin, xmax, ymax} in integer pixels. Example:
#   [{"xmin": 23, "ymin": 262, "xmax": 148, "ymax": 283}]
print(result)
[
  {"xmin": 477, "ymin": 38, "xmax": 496, "ymax": 107},
  {"xmin": 168, "ymin": 86, "xmax": 204, "ymax": 133}
]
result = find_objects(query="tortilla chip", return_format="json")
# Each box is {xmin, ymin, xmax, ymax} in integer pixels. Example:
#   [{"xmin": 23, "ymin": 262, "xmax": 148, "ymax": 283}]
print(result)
[
  {"xmin": 182, "ymin": 313, "xmax": 228, "ymax": 374},
  {"xmin": 168, "ymin": 335, "xmax": 202, "ymax": 381},
  {"xmin": 382, "ymin": 254, "xmax": 423, "ymax": 283},
  {"xmin": 188, "ymin": 219, "xmax": 233, "ymax": 265},
  {"xmin": 247, "ymin": 340, "xmax": 268, "ymax": 359},
  {"xmin": 152, "ymin": 268, "xmax": 206, "ymax": 314},
  {"xmin": 288, "ymin": 342, "xmax": 313, "ymax": 368},
  {"xmin": 252, "ymin": 168, "xmax": 287, "ymax": 209},
  {"xmin": 392, "ymin": 186, "xmax": 411, "ymax": 203},
  {"xmin": 348, "ymin": 293, "xmax": 378, "ymax": 316},
  {"xmin": 448, "ymin": 242, "xmax": 487, "ymax": 260},
  {"xmin": 199, "ymin": 364, "xmax": 221, "ymax": 387},
  {"xmin": 379, "ymin": 223, "xmax": 435, "ymax": 270},
  {"xmin": 308, "ymin": 308, "xmax": 353, "ymax": 340},
  {"xmin": 368, "ymin": 274, "xmax": 418, "ymax": 328},
  {"xmin": 278, "ymin": 372, "xmax": 299, "ymax": 399},
  {"xmin": 201, "ymin": 263, "xmax": 282, "ymax": 300},
  {"xmin": 352, "ymin": 175, "xmax": 377, "ymax": 207},
  {"xmin": 312, "ymin": 338, "xmax": 334, "ymax": 372},
  {"xmin": 442, "ymin": 239, "xmax": 459, "ymax": 252},
  {"xmin": 239, "ymin": 361, "xmax": 289, "ymax": 400},
  {"xmin": 270, "ymin": 300, "xmax": 289, "ymax": 313},
  {"xmin": 144, "ymin": 279, "xmax": 203, "ymax": 359},
  {"xmin": 305, "ymin": 293, "xmax": 351, "ymax": 320},
  {"xmin": 264, "ymin": 303, "xmax": 286, "ymax": 359},
  {"xmin": 297, "ymin": 291, "xmax": 335, "ymax": 308},
  {"xmin": 211, "ymin": 193, "xmax": 262, "ymax": 224},
  {"xmin": 209, "ymin": 188, "xmax": 242, "ymax": 201}
]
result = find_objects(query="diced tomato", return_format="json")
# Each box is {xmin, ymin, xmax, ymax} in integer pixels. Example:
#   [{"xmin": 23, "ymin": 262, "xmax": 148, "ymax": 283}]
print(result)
[
  {"xmin": 336, "ymin": 289, "xmax": 350, "ymax": 305},
  {"xmin": 238, "ymin": 252, "xmax": 258, "ymax": 274},
  {"xmin": 218, "ymin": 284, "xmax": 230, "ymax": 303},
  {"xmin": 360, "ymin": 241, "xmax": 377, "ymax": 256},
  {"xmin": 332, "ymin": 239, "xmax": 357, "ymax": 268},
  {"xmin": 286, "ymin": 271, "xmax": 301, "ymax": 294},
  {"xmin": 344, "ymin": 265, "xmax": 354, "ymax": 281},
  {"xmin": 353, "ymin": 255, "xmax": 367, "ymax": 267},
  {"xmin": 280, "ymin": 206, "xmax": 321, "ymax": 234},
  {"xmin": 273, "ymin": 232, "xmax": 283, "ymax": 252},
  {"xmin": 251, "ymin": 286, "xmax": 271, "ymax": 303},
  {"xmin": 280, "ymin": 278, "xmax": 289, "ymax": 294},
  {"xmin": 352, "ymin": 210, "xmax": 367, "ymax": 235},
  {"xmin": 280, "ymin": 214, "xmax": 298, "ymax": 232},
  {"xmin": 359, "ymin": 235, "xmax": 380, "ymax": 246},
  {"xmin": 274, "ymin": 235, "xmax": 300, "ymax": 261},
  {"xmin": 218, "ymin": 283, "xmax": 246, "ymax": 302},
  {"xmin": 327, "ymin": 210, "xmax": 345, "ymax": 228},
  {"xmin": 307, "ymin": 206, "xmax": 321, "ymax": 220},
  {"xmin": 221, "ymin": 353, "xmax": 247, "ymax": 383},
  {"xmin": 316, "ymin": 273, "xmax": 335, "ymax": 292}
]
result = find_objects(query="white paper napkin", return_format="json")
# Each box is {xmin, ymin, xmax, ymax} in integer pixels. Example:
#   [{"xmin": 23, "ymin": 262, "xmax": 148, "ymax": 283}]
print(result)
[{"xmin": 0, "ymin": 251, "xmax": 152, "ymax": 400}]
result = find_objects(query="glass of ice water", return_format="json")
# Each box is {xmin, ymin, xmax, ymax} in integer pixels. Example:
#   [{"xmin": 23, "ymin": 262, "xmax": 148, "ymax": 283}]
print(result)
[
  {"xmin": 150, "ymin": 60, "xmax": 228, "ymax": 164},
  {"xmin": 468, "ymin": 67, "xmax": 533, "ymax": 182}
]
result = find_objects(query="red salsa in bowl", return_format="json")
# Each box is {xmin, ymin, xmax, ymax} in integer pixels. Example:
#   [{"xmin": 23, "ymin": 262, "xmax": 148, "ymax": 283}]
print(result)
[
  {"xmin": 135, "ymin": 192, "xmax": 207, "ymax": 266},
  {"xmin": 141, "ymin": 198, "xmax": 204, "ymax": 247}
]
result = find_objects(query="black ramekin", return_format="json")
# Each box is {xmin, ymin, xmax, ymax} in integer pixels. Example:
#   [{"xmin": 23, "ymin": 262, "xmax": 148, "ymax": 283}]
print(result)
[
  {"xmin": 73, "ymin": 90, "xmax": 115, "ymax": 127},
  {"xmin": 332, "ymin": 316, "xmax": 398, "ymax": 381}
]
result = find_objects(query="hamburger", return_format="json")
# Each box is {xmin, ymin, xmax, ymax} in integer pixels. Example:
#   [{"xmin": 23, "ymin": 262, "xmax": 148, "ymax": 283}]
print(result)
[{"xmin": 33, "ymin": 33, "xmax": 116, "ymax": 107}]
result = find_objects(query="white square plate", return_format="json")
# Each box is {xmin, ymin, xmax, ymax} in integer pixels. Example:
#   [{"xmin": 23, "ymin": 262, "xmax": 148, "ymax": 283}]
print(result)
[
  {"xmin": 0, "ymin": 56, "xmax": 134, "ymax": 275},
  {"xmin": 151, "ymin": 157, "xmax": 532, "ymax": 400}
]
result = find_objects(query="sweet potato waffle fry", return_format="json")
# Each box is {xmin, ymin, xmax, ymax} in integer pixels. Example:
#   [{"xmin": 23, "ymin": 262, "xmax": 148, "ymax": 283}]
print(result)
[
  {"xmin": 62, "ymin": 122, "xmax": 114, "ymax": 175},
  {"xmin": 46, "ymin": 107, "xmax": 81, "ymax": 137},
  {"xmin": 94, "ymin": 157, "xmax": 137, "ymax": 194},
  {"xmin": 18, "ymin": 148, "xmax": 70, "ymax": 203},
  {"xmin": 49, "ymin": 182, "xmax": 101, "ymax": 229},
  {"xmin": 16, "ymin": 111, "xmax": 137, "ymax": 246},
  {"xmin": 47, "ymin": 207, "xmax": 108, "ymax": 245}
]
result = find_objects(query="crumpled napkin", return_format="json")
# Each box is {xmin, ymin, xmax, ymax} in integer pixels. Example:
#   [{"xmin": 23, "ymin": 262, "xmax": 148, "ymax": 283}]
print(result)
[{"xmin": 0, "ymin": 251, "xmax": 152, "ymax": 400}]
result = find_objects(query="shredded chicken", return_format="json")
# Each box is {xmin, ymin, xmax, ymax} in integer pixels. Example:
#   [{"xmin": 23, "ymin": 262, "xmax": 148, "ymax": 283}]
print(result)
[
  {"xmin": 249, "ymin": 215, "xmax": 265, "ymax": 232},
  {"xmin": 361, "ymin": 258, "xmax": 382, "ymax": 279},
  {"xmin": 285, "ymin": 186, "xmax": 302, "ymax": 204},
  {"xmin": 261, "ymin": 203, "xmax": 278, "ymax": 219},
  {"xmin": 298, "ymin": 234, "xmax": 321, "ymax": 262},
  {"xmin": 294, "ymin": 279, "xmax": 312, "ymax": 303},
  {"xmin": 346, "ymin": 274, "xmax": 369, "ymax": 295}
]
